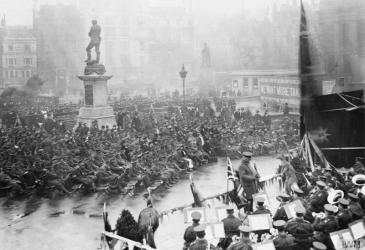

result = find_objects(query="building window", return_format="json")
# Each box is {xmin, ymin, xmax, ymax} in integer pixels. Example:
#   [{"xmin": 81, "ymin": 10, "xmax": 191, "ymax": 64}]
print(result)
[
  {"xmin": 7, "ymin": 58, "xmax": 16, "ymax": 65},
  {"xmin": 5, "ymin": 71, "xmax": 8, "ymax": 79},
  {"xmin": 24, "ymin": 44, "xmax": 31, "ymax": 52},
  {"xmin": 243, "ymin": 78, "xmax": 249, "ymax": 88},
  {"xmin": 8, "ymin": 45, "xmax": 13, "ymax": 51},
  {"xmin": 232, "ymin": 80, "xmax": 238, "ymax": 88},
  {"xmin": 253, "ymin": 78, "xmax": 258, "ymax": 89},
  {"xmin": 26, "ymin": 71, "xmax": 31, "ymax": 78},
  {"xmin": 22, "ymin": 71, "xmax": 25, "ymax": 78},
  {"xmin": 10, "ymin": 71, "xmax": 14, "ymax": 78},
  {"xmin": 24, "ymin": 58, "xmax": 33, "ymax": 65}
]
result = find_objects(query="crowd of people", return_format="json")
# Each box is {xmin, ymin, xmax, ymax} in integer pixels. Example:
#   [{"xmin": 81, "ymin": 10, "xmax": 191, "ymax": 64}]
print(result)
[
  {"xmin": 183, "ymin": 153, "xmax": 365, "ymax": 250},
  {"xmin": 0, "ymin": 94, "xmax": 299, "ymax": 199}
]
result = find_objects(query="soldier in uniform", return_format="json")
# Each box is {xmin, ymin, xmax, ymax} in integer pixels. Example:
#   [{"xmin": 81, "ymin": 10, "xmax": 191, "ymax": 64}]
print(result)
[
  {"xmin": 335, "ymin": 198, "xmax": 353, "ymax": 229},
  {"xmin": 313, "ymin": 204, "xmax": 338, "ymax": 249},
  {"xmin": 237, "ymin": 152, "xmax": 260, "ymax": 212},
  {"xmin": 285, "ymin": 206, "xmax": 314, "ymax": 250},
  {"xmin": 348, "ymin": 192, "xmax": 364, "ymax": 220},
  {"xmin": 188, "ymin": 225, "xmax": 216, "ymax": 250},
  {"xmin": 227, "ymin": 225, "xmax": 253, "ymax": 250},
  {"xmin": 273, "ymin": 220, "xmax": 295, "ymax": 250},
  {"xmin": 273, "ymin": 193, "xmax": 291, "ymax": 221},
  {"xmin": 222, "ymin": 205, "xmax": 242, "ymax": 237},
  {"xmin": 252, "ymin": 197, "xmax": 271, "ymax": 215},
  {"xmin": 308, "ymin": 181, "xmax": 328, "ymax": 213},
  {"xmin": 85, "ymin": 20, "xmax": 101, "ymax": 63},
  {"xmin": 183, "ymin": 211, "xmax": 202, "ymax": 250}
]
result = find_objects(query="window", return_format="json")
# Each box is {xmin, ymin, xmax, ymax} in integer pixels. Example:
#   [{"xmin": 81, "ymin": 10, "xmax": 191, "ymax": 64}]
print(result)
[
  {"xmin": 26, "ymin": 71, "xmax": 31, "ymax": 77},
  {"xmin": 10, "ymin": 71, "xmax": 14, "ymax": 78},
  {"xmin": 7, "ymin": 58, "xmax": 16, "ymax": 65},
  {"xmin": 22, "ymin": 71, "xmax": 25, "ymax": 78},
  {"xmin": 232, "ymin": 80, "xmax": 238, "ymax": 88},
  {"xmin": 24, "ymin": 58, "xmax": 33, "ymax": 65},
  {"xmin": 243, "ymin": 77, "xmax": 249, "ymax": 88},
  {"xmin": 8, "ymin": 45, "xmax": 13, "ymax": 51},
  {"xmin": 24, "ymin": 44, "xmax": 31, "ymax": 52},
  {"xmin": 253, "ymin": 78, "xmax": 258, "ymax": 89},
  {"xmin": 5, "ymin": 71, "xmax": 8, "ymax": 79}
]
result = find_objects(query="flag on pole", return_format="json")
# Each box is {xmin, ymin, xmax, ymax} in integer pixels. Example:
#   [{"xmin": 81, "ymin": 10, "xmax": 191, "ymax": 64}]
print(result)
[{"xmin": 227, "ymin": 157, "xmax": 237, "ymax": 181}]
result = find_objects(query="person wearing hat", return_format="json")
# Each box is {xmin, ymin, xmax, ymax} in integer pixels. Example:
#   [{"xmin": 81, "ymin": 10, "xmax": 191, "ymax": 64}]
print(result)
[
  {"xmin": 313, "ymin": 204, "xmax": 338, "ymax": 248},
  {"xmin": 308, "ymin": 180, "xmax": 328, "ymax": 213},
  {"xmin": 183, "ymin": 211, "xmax": 202, "ymax": 249},
  {"xmin": 273, "ymin": 193, "xmax": 291, "ymax": 221},
  {"xmin": 188, "ymin": 225, "xmax": 216, "ymax": 250},
  {"xmin": 252, "ymin": 197, "xmax": 271, "ymax": 215},
  {"xmin": 221, "ymin": 205, "xmax": 242, "ymax": 237},
  {"xmin": 311, "ymin": 241, "xmax": 327, "ymax": 250},
  {"xmin": 237, "ymin": 151, "xmax": 260, "ymax": 212},
  {"xmin": 273, "ymin": 220, "xmax": 295, "ymax": 250},
  {"xmin": 336, "ymin": 198, "xmax": 353, "ymax": 229},
  {"xmin": 292, "ymin": 187, "xmax": 308, "ymax": 209},
  {"xmin": 285, "ymin": 206, "xmax": 314, "ymax": 249},
  {"xmin": 352, "ymin": 157, "xmax": 365, "ymax": 174},
  {"xmin": 227, "ymin": 225, "xmax": 253, "ymax": 250},
  {"xmin": 348, "ymin": 192, "xmax": 364, "ymax": 220}
]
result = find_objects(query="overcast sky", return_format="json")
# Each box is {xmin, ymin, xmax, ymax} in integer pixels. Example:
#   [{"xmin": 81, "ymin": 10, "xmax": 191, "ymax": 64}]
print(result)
[{"xmin": 2, "ymin": 0, "xmax": 280, "ymax": 26}]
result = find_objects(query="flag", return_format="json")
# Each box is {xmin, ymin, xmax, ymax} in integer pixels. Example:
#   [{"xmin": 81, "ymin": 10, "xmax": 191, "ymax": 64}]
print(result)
[
  {"xmin": 299, "ymin": 0, "xmax": 321, "ymax": 139},
  {"xmin": 227, "ymin": 157, "xmax": 237, "ymax": 181}
]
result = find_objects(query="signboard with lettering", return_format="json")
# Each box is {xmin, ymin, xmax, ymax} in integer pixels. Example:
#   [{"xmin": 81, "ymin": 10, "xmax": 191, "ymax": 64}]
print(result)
[{"xmin": 85, "ymin": 84, "xmax": 93, "ymax": 105}]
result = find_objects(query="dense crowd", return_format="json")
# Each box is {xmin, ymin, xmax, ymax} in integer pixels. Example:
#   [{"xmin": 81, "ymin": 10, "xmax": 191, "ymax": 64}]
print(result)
[
  {"xmin": 182, "ymin": 154, "xmax": 365, "ymax": 250},
  {"xmin": 0, "ymin": 95, "xmax": 299, "ymax": 199}
]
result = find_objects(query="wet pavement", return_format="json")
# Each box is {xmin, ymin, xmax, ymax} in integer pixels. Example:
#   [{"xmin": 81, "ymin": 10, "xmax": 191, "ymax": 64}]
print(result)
[{"xmin": 0, "ymin": 156, "xmax": 280, "ymax": 250}]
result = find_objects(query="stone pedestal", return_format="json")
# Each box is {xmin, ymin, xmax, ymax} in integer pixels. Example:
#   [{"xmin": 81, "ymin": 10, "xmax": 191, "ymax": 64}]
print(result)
[{"xmin": 75, "ymin": 73, "xmax": 116, "ymax": 128}]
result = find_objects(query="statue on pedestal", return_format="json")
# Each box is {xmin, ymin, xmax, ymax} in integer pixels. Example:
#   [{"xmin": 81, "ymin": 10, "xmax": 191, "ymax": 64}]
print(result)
[{"xmin": 84, "ymin": 20, "xmax": 105, "ymax": 75}]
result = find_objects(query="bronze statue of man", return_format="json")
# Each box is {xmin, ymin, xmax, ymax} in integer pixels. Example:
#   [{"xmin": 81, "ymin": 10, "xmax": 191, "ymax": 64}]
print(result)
[{"xmin": 85, "ymin": 20, "xmax": 101, "ymax": 64}]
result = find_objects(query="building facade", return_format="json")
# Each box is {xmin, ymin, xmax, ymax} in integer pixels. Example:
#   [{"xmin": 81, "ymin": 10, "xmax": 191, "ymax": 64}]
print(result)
[
  {"xmin": 231, "ymin": 70, "xmax": 300, "ymax": 112},
  {"xmin": 0, "ymin": 24, "xmax": 37, "ymax": 89}
]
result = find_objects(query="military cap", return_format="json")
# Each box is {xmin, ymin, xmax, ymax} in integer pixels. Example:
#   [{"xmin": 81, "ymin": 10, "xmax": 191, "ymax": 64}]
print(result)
[
  {"xmin": 338, "ymin": 198, "xmax": 349, "ymax": 206},
  {"xmin": 238, "ymin": 225, "xmax": 251, "ymax": 232},
  {"xmin": 257, "ymin": 197, "xmax": 265, "ymax": 204},
  {"xmin": 273, "ymin": 220, "xmax": 286, "ymax": 228},
  {"xmin": 324, "ymin": 204, "xmax": 335, "ymax": 213},
  {"xmin": 294, "ymin": 206, "xmax": 306, "ymax": 215},
  {"xmin": 226, "ymin": 205, "xmax": 236, "ymax": 212},
  {"xmin": 191, "ymin": 211, "xmax": 202, "ymax": 220},
  {"xmin": 242, "ymin": 152, "xmax": 253, "ymax": 157},
  {"xmin": 348, "ymin": 193, "xmax": 359, "ymax": 200},
  {"xmin": 193, "ymin": 224, "xmax": 206, "ymax": 232},
  {"xmin": 312, "ymin": 241, "xmax": 327, "ymax": 250},
  {"xmin": 318, "ymin": 176, "xmax": 327, "ymax": 181},
  {"xmin": 293, "ymin": 188, "xmax": 304, "ymax": 195},
  {"xmin": 316, "ymin": 180, "xmax": 326, "ymax": 187}
]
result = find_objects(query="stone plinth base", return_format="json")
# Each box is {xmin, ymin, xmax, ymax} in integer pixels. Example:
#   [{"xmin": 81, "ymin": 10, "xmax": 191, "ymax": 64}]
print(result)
[{"xmin": 76, "ymin": 106, "xmax": 116, "ymax": 128}]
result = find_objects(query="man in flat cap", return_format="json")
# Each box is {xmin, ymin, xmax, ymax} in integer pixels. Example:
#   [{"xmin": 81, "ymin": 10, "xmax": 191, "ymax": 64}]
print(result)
[
  {"xmin": 222, "ymin": 205, "xmax": 242, "ymax": 237},
  {"xmin": 313, "ymin": 204, "xmax": 338, "ymax": 248},
  {"xmin": 273, "ymin": 193, "xmax": 291, "ymax": 221},
  {"xmin": 273, "ymin": 220, "xmax": 295, "ymax": 250},
  {"xmin": 188, "ymin": 225, "xmax": 216, "ymax": 250},
  {"xmin": 336, "ymin": 198, "xmax": 353, "ymax": 229},
  {"xmin": 348, "ymin": 192, "xmax": 364, "ymax": 220},
  {"xmin": 227, "ymin": 225, "xmax": 253, "ymax": 250},
  {"xmin": 308, "ymin": 181, "xmax": 328, "ymax": 213},
  {"xmin": 285, "ymin": 206, "xmax": 314, "ymax": 250},
  {"xmin": 237, "ymin": 151, "xmax": 260, "ymax": 212},
  {"xmin": 183, "ymin": 211, "xmax": 202, "ymax": 249}
]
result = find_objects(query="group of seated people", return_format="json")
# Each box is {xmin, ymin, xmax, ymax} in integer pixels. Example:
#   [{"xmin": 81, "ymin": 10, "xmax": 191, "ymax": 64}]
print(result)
[{"xmin": 183, "ymin": 160, "xmax": 365, "ymax": 250}]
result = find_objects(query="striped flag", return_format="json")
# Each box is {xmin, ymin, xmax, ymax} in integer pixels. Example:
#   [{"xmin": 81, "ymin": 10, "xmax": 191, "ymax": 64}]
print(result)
[{"xmin": 227, "ymin": 157, "xmax": 237, "ymax": 181}]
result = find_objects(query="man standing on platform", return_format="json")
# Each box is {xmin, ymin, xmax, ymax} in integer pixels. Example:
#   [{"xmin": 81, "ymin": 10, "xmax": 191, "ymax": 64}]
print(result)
[
  {"xmin": 183, "ymin": 211, "xmax": 202, "ymax": 250},
  {"xmin": 237, "ymin": 152, "xmax": 260, "ymax": 212},
  {"xmin": 85, "ymin": 20, "xmax": 101, "ymax": 63}
]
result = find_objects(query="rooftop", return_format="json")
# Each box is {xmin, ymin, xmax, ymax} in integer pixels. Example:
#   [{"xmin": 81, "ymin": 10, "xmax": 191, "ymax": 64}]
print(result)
[{"xmin": 231, "ymin": 69, "xmax": 298, "ymax": 77}]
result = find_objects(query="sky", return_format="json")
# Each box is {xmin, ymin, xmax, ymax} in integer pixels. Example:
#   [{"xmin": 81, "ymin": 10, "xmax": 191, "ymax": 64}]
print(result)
[{"xmin": 1, "ymin": 0, "xmax": 281, "ymax": 26}]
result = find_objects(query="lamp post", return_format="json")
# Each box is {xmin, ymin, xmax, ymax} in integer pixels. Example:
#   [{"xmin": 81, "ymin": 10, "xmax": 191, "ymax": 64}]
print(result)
[{"xmin": 179, "ymin": 64, "xmax": 187, "ymax": 106}]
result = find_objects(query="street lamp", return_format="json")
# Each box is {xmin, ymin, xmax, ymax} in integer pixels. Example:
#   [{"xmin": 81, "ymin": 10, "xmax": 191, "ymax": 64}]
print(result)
[{"xmin": 179, "ymin": 64, "xmax": 188, "ymax": 106}]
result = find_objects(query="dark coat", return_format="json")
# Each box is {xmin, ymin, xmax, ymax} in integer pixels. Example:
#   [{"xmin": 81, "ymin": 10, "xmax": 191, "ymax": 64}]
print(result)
[
  {"xmin": 238, "ymin": 160, "xmax": 259, "ymax": 199},
  {"xmin": 273, "ymin": 232, "xmax": 295, "ymax": 250},
  {"xmin": 222, "ymin": 214, "xmax": 242, "ymax": 237}
]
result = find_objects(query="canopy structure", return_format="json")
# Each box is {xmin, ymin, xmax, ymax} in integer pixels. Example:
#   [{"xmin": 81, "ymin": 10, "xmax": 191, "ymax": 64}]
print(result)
[{"xmin": 303, "ymin": 90, "xmax": 365, "ymax": 168}]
